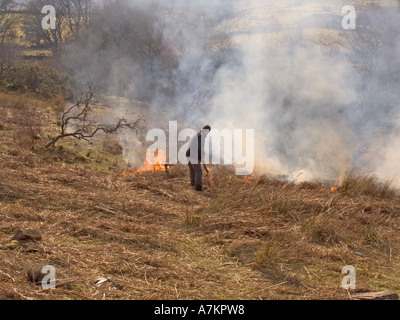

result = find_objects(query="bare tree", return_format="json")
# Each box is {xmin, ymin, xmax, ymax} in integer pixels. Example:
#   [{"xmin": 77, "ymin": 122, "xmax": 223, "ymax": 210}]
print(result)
[
  {"xmin": 343, "ymin": 6, "xmax": 396, "ymax": 75},
  {"xmin": 95, "ymin": 1, "xmax": 165, "ymax": 98},
  {"xmin": 61, "ymin": 0, "xmax": 92, "ymax": 40},
  {"xmin": 62, "ymin": 1, "xmax": 233, "ymax": 105},
  {"xmin": 0, "ymin": 0, "xmax": 20, "ymax": 76},
  {"xmin": 45, "ymin": 86, "xmax": 144, "ymax": 149},
  {"xmin": 22, "ymin": 0, "xmax": 93, "ymax": 55},
  {"xmin": 345, "ymin": 27, "xmax": 382, "ymax": 74},
  {"xmin": 67, "ymin": 1, "xmax": 177, "ymax": 101}
]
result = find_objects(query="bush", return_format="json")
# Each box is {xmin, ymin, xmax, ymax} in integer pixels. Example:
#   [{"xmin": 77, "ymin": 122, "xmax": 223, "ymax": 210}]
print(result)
[
  {"xmin": 340, "ymin": 169, "xmax": 398, "ymax": 199},
  {"xmin": 0, "ymin": 60, "xmax": 75, "ymax": 99}
]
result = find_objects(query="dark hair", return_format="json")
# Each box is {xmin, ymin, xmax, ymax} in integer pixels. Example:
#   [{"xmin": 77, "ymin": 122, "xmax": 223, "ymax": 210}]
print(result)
[{"xmin": 203, "ymin": 125, "xmax": 211, "ymax": 131}]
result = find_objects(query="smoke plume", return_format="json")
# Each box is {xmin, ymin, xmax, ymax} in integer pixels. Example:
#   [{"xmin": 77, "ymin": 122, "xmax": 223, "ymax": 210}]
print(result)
[{"xmin": 62, "ymin": 0, "xmax": 400, "ymax": 185}]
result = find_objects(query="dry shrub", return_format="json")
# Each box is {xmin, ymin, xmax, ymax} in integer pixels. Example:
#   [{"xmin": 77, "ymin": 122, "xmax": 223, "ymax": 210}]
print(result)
[
  {"xmin": 363, "ymin": 225, "xmax": 390, "ymax": 252},
  {"xmin": 340, "ymin": 170, "xmax": 377, "ymax": 197},
  {"xmin": 340, "ymin": 170, "xmax": 398, "ymax": 199},
  {"xmin": 1, "ymin": 61, "xmax": 75, "ymax": 99},
  {"xmin": 376, "ymin": 179, "xmax": 398, "ymax": 200}
]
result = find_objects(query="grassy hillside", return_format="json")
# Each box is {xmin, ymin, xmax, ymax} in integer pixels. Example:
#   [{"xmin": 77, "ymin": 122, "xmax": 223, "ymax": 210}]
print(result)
[{"xmin": 0, "ymin": 92, "xmax": 400, "ymax": 300}]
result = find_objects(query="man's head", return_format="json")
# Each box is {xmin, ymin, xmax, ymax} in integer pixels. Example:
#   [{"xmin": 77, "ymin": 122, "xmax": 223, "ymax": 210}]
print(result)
[{"xmin": 202, "ymin": 125, "xmax": 211, "ymax": 135}]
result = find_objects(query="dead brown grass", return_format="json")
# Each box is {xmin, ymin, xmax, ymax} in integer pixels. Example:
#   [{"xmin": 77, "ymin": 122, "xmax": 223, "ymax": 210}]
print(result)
[
  {"xmin": 1, "ymin": 93, "xmax": 400, "ymax": 300},
  {"xmin": 339, "ymin": 169, "xmax": 398, "ymax": 200}
]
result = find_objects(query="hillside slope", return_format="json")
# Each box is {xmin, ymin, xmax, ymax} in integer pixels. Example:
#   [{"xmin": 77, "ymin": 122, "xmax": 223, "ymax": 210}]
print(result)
[{"xmin": 1, "ymin": 93, "xmax": 400, "ymax": 300}]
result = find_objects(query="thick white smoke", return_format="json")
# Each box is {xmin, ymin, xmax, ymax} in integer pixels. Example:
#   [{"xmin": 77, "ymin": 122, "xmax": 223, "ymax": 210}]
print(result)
[{"xmin": 63, "ymin": 0, "xmax": 400, "ymax": 184}]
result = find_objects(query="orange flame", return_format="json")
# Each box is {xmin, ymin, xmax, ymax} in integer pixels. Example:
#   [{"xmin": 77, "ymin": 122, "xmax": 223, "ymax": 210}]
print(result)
[
  {"xmin": 243, "ymin": 172, "xmax": 256, "ymax": 184},
  {"xmin": 121, "ymin": 150, "xmax": 166, "ymax": 176},
  {"xmin": 205, "ymin": 167, "xmax": 214, "ymax": 187},
  {"xmin": 320, "ymin": 185, "xmax": 338, "ymax": 192},
  {"xmin": 232, "ymin": 165, "xmax": 257, "ymax": 184}
]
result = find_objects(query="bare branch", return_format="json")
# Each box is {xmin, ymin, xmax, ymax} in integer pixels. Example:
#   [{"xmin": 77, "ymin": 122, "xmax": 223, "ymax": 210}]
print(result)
[{"xmin": 45, "ymin": 87, "xmax": 144, "ymax": 149}]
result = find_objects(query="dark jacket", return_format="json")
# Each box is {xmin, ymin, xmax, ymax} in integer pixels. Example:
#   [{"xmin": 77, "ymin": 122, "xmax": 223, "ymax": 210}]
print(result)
[{"xmin": 186, "ymin": 131, "xmax": 203, "ymax": 163}]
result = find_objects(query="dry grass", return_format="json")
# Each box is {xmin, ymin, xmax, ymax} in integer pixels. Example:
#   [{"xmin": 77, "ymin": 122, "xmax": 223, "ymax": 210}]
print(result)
[
  {"xmin": 1, "ymin": 93, "xmax": 400, "ymax": 300},
  {"xmin": 339, "ymin": 169, "xmax": 398, "ymax": 200}
]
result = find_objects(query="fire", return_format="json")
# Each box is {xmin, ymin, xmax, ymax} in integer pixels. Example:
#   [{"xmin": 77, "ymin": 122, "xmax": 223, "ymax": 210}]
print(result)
[
  {"xmin": 204, "ymin": 166, "xmax": 214, "ymax": 187},
  {"xmin": 243, "ymin": 171, "xmax": 257, "ymax": 184},
  {"xmin": 232, "ymin": 165, "xmax": 257, "ymax": 184},
  {"xmin": 143, "ymin": 149, "xmax": 166, "ymax": 172},
  {"xmin": 319, "ymin": 185, "xmax": 338, "ymax": 192},
  {"xmin": 121, "ymin": 150, "xmax": 166, "ymax": 176}
]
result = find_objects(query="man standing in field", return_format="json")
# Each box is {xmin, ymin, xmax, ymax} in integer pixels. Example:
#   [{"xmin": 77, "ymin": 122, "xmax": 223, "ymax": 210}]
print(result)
[{"xmin": 186, "ymin": 125, "xmax": 211, "ymax": 191}]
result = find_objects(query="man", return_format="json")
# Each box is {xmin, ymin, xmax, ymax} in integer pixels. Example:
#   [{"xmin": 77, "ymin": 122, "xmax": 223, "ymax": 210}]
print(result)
[{"xmin": 186, "ymin": 125, "xmax": 211, "ymax": 191}]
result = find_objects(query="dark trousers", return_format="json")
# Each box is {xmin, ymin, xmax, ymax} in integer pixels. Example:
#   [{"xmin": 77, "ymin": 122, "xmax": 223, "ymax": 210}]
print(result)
[{"xmin": 188, "ymin": 162, "xmax": 203, "ymax": 190}]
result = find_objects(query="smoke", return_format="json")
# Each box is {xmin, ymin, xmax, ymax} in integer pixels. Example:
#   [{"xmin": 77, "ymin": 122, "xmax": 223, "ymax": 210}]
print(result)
[
  {"xmin": 61, "ymin": 0, "xmax": 400, "ymax": 184},
  {"xmin": 208, "ymin": 32, "xmax": 358, "ymax": 180}
]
